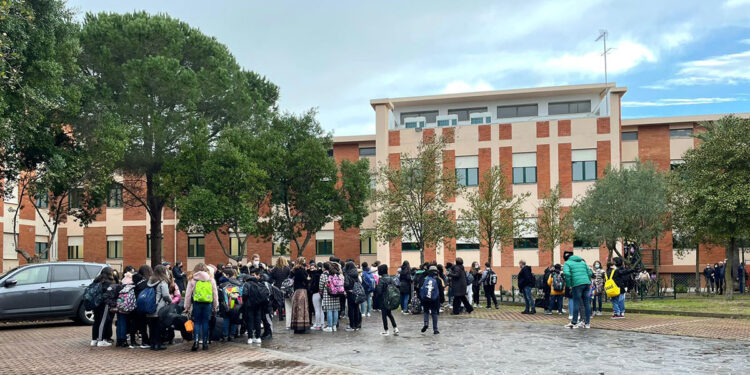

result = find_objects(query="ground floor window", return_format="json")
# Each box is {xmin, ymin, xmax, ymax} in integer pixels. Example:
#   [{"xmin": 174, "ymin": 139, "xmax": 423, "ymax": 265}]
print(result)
[
  {"xmin": 67, "ymin": 245, "xmax": 83, "ymax": 259},
  {"xmin": 36, "ymin": 242, "xmax": 49, "ymax": 260},
  {"xmin": 188, "ymin": 236, "xmax": 205, "ymax": 258},
  {"xmin": 513, "ymin": 238, "xmax": 538, "ymax": 249},
  {"xmin": 107, "ymin": 240, "xmax": 122, "ymax": 259},
  {"xmin": 316, "ymin": 239, "xmax": 333, "ymax": 255}
]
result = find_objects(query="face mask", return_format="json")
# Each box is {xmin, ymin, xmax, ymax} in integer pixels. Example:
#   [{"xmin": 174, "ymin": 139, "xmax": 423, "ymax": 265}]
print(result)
[
  {"xmin": 253, "ymin": 261, "xmax": 259, "ymax": 267},
  {"xmin": 595, "ymin": 265, "xmax": 600, "ymax": 269}
]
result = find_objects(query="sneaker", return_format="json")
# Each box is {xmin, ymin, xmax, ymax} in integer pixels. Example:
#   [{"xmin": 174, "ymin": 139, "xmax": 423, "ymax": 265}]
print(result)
[
  {"xmin": 584, "ymin": 323, "xmax": 591, "ymax": 329},
  {"xmin": 139, "ymin": 344, "xmax": 150, "ymax": 349},
  {"xmin": 127, "ymin": 344, "xmax": 135, "ymax": 349},
  {"xmin": 362, "ymin": 313, "xmax": 366, "ymax": 317},
  {"xmin": 345, "ymin": 327, "xmax": 355, "ymax": 332},
  {"xmin": 543, "ymin": 311, "xmax": 553, "ymax": 315},
  {"xmin": 564, "ymin": 323, "xmax": 576, "ymax": 329},
  {"xmin": 332, "ymin": 326, "xmax": 337, "ymax": 332},
  {"xmin": 247, "ymin": 338, "xmax": 254, "ymax": 345},
  {"xmin": 367, "ymin": 313, "xmax": 372, "ymax": 317},
  {"xmin": 439, "ymin": 308, "xmax": 445, "ymax": 313},
  {"xmin": 253, "ymin": 338, "xmax": 262, "ymax": 344},
  {"xmin": 393, "ymin": 327, "xmax": 399, "ymax": 336},
  {"xmin": 421, "ymin": 325, "xmax": 428, "ymax": 333},
  {"xmin": 381, "ymin": 331, "xmax": 389, "ymax": 336},
  {"xmin": 561, "ymin": 309, "xmax": 567, "ymax": 313},
  {"xmin": 568, "ymin": 315, "xmax": 573, "ymax": 320},
  {"xmin": 322, "ymin": 327, "xmax": 333, "ymax": 332},
  {"xmin": 611, "ymin": 314, "xmax": 619, "ymax": 320},
  {"xmin": 615, "ymin": 315, "xmax": 625, "ymax": 320},
  {"xmin": 90, "ymin": 340, "xmax": 98, "ymax": 347},
  {"xmin": 96, "ymin": 340, "xmax": 112, "ymax": 347},
  {"xmin": 433, "ymin": 330, "xmax": 440, "ymax": 334}
]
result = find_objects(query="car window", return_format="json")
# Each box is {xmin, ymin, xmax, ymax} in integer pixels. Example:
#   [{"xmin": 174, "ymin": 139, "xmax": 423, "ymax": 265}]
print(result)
[
  {"xmin": 14, "ymin": 266, "xmax": 49, "ymax": 286},
  {"xmin": 51, "ymin": 265, "xmax": 80, "ymax": 282},
  {"xmin": 80, "ymin": 267, "xmax": 89, "ymax": 280},
  {"xmin": 84, "ymin": 265, "xmax": 101, "ymax": 280}
]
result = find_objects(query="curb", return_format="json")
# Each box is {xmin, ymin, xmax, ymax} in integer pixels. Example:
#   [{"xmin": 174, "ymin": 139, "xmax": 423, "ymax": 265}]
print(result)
[{"xmin": 498, "ymin": 301, "xmax": 750, "ymax": 320}]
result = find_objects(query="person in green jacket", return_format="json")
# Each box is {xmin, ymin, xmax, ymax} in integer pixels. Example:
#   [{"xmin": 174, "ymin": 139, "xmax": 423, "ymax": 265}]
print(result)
[{"xmin": 563, "ymin": 254, "xmax": 593, "ymax": 329}]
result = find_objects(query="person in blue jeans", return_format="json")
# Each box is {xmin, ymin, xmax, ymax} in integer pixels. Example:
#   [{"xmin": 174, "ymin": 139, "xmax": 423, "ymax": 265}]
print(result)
[
  {"xmin": 517, "ymin": 260, "xmax": 536, "ymax": 314},
  {"xmin": 609, "ymin": 257, "xmax": 635, "ymax": 319},
  {"xmin": 184, "ymin": 263, "xmax": 219, "ymax": 351},
  {"xmin": 398, "ymin": 261, "xmax": 412, "ymax": 314},
  {"xmin": 563, "ymin": 252, "xmax": 593, "ymax": 328},
  {"xmin": 360, "ymin": 262, "xmax": 375, "ymax": 316}
]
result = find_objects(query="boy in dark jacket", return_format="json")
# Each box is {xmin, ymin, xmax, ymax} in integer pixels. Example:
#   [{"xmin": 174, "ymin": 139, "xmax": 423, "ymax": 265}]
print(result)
[
  {"xmin": 373, "ymin": 264, "xmax": 399, "ymax": 336},
  {"xmin": 610, "ymin": 257, "xmax": 636, "ymax": 319},
  {"xmin": 517, "ymin": 260, "xmax": 536, "ymax": 314},
  {"xmin": 242, "ymin": 269, "xmax": 269, "ymax": 344},
  {"xmin": 449, "ymin": 258, "xmax": 473, "ymax": 315}
]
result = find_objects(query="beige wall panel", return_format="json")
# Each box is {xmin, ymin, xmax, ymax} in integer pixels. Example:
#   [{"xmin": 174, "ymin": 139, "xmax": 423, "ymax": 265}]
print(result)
[
  {"xmin": 510, "ymin": 121, "xmax": 536, "ymax": 153},
  {"xmin": 572, "ymin": 181, "xmax": 595, "ymax": 200},
  {"xmin": 621, "ymin": 141, "xmax": 638, "ymax": 162},
  {"xmin": 670, "ymin": 138, "xmax": 693, "ymax": 160},
  {"xmin": 672, "ymin": 249, "xmax": 696, "ymax": 266},
  {"xmin": 514, "ymin": 249, "xmax": 539, "ymax": 267},
  {"xmin": 456, "ymin": 249, "xmax": 480, "ymax": 267}
]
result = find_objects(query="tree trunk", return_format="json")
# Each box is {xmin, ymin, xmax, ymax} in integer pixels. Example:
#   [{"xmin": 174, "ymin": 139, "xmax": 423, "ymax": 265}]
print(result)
[
  {"xmin": 419, "ymin": 241, "xmax": 425, "ymax": 266},
  {"xmin": 695, "ymin": 243, "xmax": 700, "ymax": 295},
  {"xmin": 726, "ymin": 237, "xmax": 735, "ymax": 300},
  {"xmin": 147, "ymin": 173, "xmax": 164, "ymax": 268}
]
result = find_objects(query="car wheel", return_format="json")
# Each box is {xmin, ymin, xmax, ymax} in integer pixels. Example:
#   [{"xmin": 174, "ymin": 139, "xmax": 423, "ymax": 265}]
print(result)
[{"xmin": 76, "ymin": 303, "xmax": 95, "ymax": 325}]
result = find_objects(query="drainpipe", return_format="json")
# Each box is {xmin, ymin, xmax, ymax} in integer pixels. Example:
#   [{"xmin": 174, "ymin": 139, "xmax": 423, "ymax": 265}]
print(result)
[{"xmin": 174, "ymin": 208, "xmax": 178, "ymax": 264}]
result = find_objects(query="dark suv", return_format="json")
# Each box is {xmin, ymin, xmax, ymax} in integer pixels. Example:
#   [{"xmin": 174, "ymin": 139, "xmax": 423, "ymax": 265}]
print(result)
[{"xmin": 0, "ymin": 262, "xmax": 107, "ymax": 325}]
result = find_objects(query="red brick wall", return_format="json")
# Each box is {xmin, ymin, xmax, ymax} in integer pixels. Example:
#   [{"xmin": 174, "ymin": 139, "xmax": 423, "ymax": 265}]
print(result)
[
  {"xmin": 389, "ymin": 239, "xmax": 401, "ymax": 272},
  {"xmin": 442, "ymin": 127, "xmax": 455, "ymax": 143},
  {"xmin": 558, "ymin": 120, "xmax": 571, "ymax": 137},
  {"xmin": 499, "ymin": 147, "xmax": 513, "ymax": 195},
  {"xmin": 58, "ymin": 227, "xmax": 68, "ymax": 261},
  {"xmin": 93, "ymin": 204, "xmax": 106, "ymax": 222},
  {"xmin": 162, "ymin": 224, "xmax": 175, "ymax": 264},
  {"xmin": 424, "ymin": 243, "xmax": 437, "ymax": 264},
  {"xmin": 204, "ymin": 231, "xmax": 229, "ymax": 266},
  {"xmin": 536, "ymin": 121, "xmax": 549, "ymax": 138},
  {"xmin": 442, "ymin": 150, "xmax": 456, "ymax": 202},
  {"xmin": 334, "ymin": 222, "xmax": 360, "ymax": 263},
  {"xmin": 176, "ymin": 230, "xmax": 188, "ymax": 266},
  {"xmin": 478, "ymin": 148, "xmax": 491, "ymax": 184},
  {"xmin": 501, "ymin": 242, "xmax": 514, "ymax": 269},
  {"xmin": 638, "ymin": 125, "xmax": 670, "ymax": 171},
  {"xmin": 443, "ymin": 210, "xmax": 456, "ymax": 265},
  {"xmin": 83, "ymin": 226, "xmax": 106, "ymax": 263},
  {"xmin": 499, "ymin": 124, "xmax": 512, "ymax": 140},
  {"xmin": 560, "ymin": 206, "xmax": 573, "ymax": 264},
  {"xmin": 18, "ymin": 224, "xmax": 35, "ymax": 265},
  {"xmin": 388, "ymin": 153, "xmax": 400, "ymax": 169},
  {"xmin": 388, "ymin": 130, "xmax": 400, "ymax": 146},
  {"xmin": 597, "ymin": 140, "xmax": 611, "ymax": 178},
  {"xmin": 163, "ymin": 207, "xmax": 175, "ymax": 220},
  {"xmin": 478, "ymin": 125, "xmax": 491, "ymax": 142},
  {"xmin": 422, "ymin": 128, "xmax": 435, "ymax": 144},
  {"xmin": 19, "ymin": 192, "xmax": 35, "ymax": 221},
  {"xmin": 536, "ymin": 144, "xmax": 550, "ymax": 197},
  {"xmin": 123, "ymin": 226, "xmax": 147, "ymax": 268},
  {"xmin": 597, "ymin": 117, "xmax": 610, "ymax": 134},
  {"xmin": 558, "ymin": 143, "xmax": 572, "ymax": 198}
]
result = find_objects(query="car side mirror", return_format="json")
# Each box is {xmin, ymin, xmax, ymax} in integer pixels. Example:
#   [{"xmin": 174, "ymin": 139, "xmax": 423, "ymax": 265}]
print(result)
[{"xmin": 4, "ymin": 279, "xmax": 17, "ymax": 287}]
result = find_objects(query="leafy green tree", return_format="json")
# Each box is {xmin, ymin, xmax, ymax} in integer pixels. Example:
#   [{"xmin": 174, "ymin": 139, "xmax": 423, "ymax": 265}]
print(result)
[
  {"xmin": 672, "ymin": 116, "xmax": 750, "ymax": 299},
  {"xmin": 458, "ymin": 166, "xmax": 527, "ymax": 265},
  {"xmin": 78, "ymin": 12, "xmax": 278, "ymax": 266},
  {"xmin": 536, "ymin": 184, "xmax": 574, "ymax": 256},
  {"xmin": 573, "ymin": 161, "xmax": 670, "ymax": 270},
  {"xmin": 262, "ymin": 111, "xmax": 371, "ymax": 258},
  {"xmin": 373, "ymin": 137, "xmax": 458, "ymax": 265}
]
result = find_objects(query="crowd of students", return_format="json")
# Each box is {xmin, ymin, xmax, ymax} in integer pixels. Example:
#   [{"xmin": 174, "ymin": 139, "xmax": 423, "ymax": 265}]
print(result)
[
  {"xmin": 84, "ymin": 254, "xmax": 505, "ymax": 351},
  {"xmin": 703, "ymin": 261, "xmax": 749, "ymax": 294}
]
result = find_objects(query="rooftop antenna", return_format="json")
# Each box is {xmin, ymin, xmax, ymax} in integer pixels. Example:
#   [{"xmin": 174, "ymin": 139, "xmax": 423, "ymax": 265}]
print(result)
[{"xmin": 595, "ymin": 30, "xmax": 613, "ymax": 85}]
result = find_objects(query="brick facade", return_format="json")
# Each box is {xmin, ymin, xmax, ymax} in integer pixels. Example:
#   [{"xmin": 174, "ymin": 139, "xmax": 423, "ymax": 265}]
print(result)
[
  {"xmin": 597, "ymin": 117, "xmax": 610, "ymax": 134},
  {"xmin": 536, "ymin": 144, "xmax": 550, "ymax": 197},
  {"xmin": 478, "ymin": 148, "xmax": 491, "ymax": 184},
  {"xmin": 597, "ymin": 140, "xmax": 611, "ymax": 178},
  {"xmin": 388, "ymin": 130, "xmax": 400, "ymax": 146},
  {"xmin": 557, "ymin": 120, "xmax": 571, "ymax": 137},
  {"xmin": 499, "ymin": 147, "xmax": 513, "ymax": 195},
  {"xmin": 499, "ymin": 123, "xmax": 512, "ymax": 140},
  {"xmin": 536, "ymin": 121, "xmax": 549, "ymax": 138},
  {"xmin": 442, "ymin": 127, "xmax": 455, "ymax": 143},
  {"xmin": 558, "ymin": 143, "xmax": 572, "ymax": 198},
  {"xmin": 478, "ymin": 125, "xmax": 491, "ymax": 142},
  {"xmin": 442, "ymin": 150, "xmax": 456, "ymax": 202},
  {"xmin": 83, "ymin": 226, "xmax": 106, "ymax": 263}
]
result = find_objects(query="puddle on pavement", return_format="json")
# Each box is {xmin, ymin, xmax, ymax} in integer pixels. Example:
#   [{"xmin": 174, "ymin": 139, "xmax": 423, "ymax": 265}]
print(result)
[{"xmin": 242, "ymin": 359, "xmax": 307, "ymax": 369}]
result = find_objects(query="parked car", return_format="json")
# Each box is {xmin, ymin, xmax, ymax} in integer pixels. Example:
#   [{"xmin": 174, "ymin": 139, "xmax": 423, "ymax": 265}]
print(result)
[{"xmin": 0, "ymin": 262, "xmax": 107, "ymax": 325}]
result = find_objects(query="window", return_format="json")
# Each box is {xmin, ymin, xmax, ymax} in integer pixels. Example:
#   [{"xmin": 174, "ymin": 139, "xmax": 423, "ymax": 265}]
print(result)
[
  {"xmin": 456, "ymin": 220, "xmax": 480, "ymax": 250},
  {"xmin": 13, "ymin": 266, "xmax": 49, "ymax": 285},
  {"xmin": 572, "ymin": 149, "xmax": 597, "ymax": 181},
  {"xmin": 84, "ymin": 265, "xmax": 101, "ymax": 279},
  {"xmin": 512, "ymin": 153, "xmax": 537, "ymax": 184},
  {"xmin": 35, "ymin": 194, "xmax": 49, "ymax": 209},
  {"xmin": 360, "ymin": 234, "xmax": 376, "ymax": 254},
  {"xmin": 359, "ymin": 147, "xmax": 376, "ymax": 157},
  {"xmin": 327, "ymin": 149, "xmax": 334, "ymax": 157},
  {"xmin": 400, "ymin": 110, "xmax": 439, "ymax": 125},
  {"xmin": 670, "ymin": 128, "xmax": 692, "ymax": 138},
  {"xmin": 622, "ymin": 131, "xmax": 638, "ymax": 141},
  {"xmin": 272, "ymin": 242, "xmax": 289, "ymax": 256},
  {"xmin": 514, "ymin": 217, "xmax": 538, "ymax": 249},
  {"xmin": 229, "ymin": 236, "xmax": 246, "ymax": 257},
  {"xmin": 188, "ymin": 236, "xmax": 205, "ymax": 258},
  {"xmin": 316, "ymin": 239, "xmax": 333, "ymax": 255},
  {"xmin": 107, "ymin": 184, "xmax": 123, "ymax": 208},
  {"xmin": 548, "ymin": 100, "xmax": 591, "ymax": 115},
  {"xmin": 573, "ymin": 237, "xmax": 596, "ymax": 248},
  {"xmin": 672, "ymin": 233, "xmax": 692, "ymax": 249},
  {"xmin": 401, "ymin": 242, "xmax": 420, "ymax": 251},
  {"xmin": 513, "ymin": 238, "xmax": 538, "ymax": 249},
  {"xmin": 671, "ymin": 159, "xmax": 685, "ymax": 171},
  {"xmin": 437, "ymin": 118, "xmax": 458, "ymax": 127},
  {"xmin": 35, "ymin": 242, "xmax": 49, "ymax": 260},
  {"xmin": 52, "ymin": 265, "xmax": 80, "ymax": 282},
  {"xmin": 497, "ymin": 104, "xmax": 538, "ymax": 118},
  {"xmin": 3, "ymin": 179, "xmax": 18, "ymax": 204},
  {"xmin": 68, "ymin": 188, "xmax": 83, "ymax": 209},
  {"xmin": 107, "ymin": 240, "xmax": 122, "ymax": 259},
  {"xmin": 67, "ymin": 245, "xmax": 83, "ymax": 259},
  {"xmin": 448, "ymin": 107, "xmax": 487, "ymax": 122},
  {"xmin": 455, "ymin": 155, "xmax": 479, "ymax": 187}
]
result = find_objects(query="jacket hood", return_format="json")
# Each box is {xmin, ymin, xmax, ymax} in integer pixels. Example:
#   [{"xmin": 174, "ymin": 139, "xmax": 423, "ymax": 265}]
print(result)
[
  {"xmin": 147, "ymin": 278, "xmax": 164, "ymax": 287},
  {"xmin": 567, "ymin": 255, "xmax": 585, "ymax": 263},
  {"xmin": 192, "ymin": 271, "xmax": 211, "ymax": 281}
]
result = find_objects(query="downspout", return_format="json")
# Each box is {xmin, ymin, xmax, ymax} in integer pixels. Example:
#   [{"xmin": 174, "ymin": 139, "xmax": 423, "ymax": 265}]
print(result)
[{"xmin": 174, "ymin": 208, "xmax": 178, "ymax": 264}]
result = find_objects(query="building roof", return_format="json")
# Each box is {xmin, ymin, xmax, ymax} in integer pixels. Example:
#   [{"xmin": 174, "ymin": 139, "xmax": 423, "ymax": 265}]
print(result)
[
  {"xmin": 622, "ymin": 113, "xmax": 750, "ymax": 127},
  {"xmin": 370, "ymin": 83, "xmax": 626, "ymax": 110},
  {"xmin": 333, "ymin": 134, "xmax": 376, "ymax": 144}
]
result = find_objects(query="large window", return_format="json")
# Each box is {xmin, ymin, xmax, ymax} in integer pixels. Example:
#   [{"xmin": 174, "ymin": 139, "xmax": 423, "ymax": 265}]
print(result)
[
  {"xmin": 52, "ymin": 265, "xmax": 80, "ymax": 282},
  {"xmin": 514, "ymin": 217, "xmax": 538, "ymax": 249},
  {"xmin": 456, "ymin": 220, "xmax": 480, "ymax": 251},
  {"xmin": 68, "ymin": 188, "xmax": 83, "ymax": 209},
  {"xmin": 401, "ymin": 242, "xmax": 420, "ymax": 251},
  {"xmin": 455, "ymin": 155, "xmax": 479, "ymax": 187},
  {"xmin": 360, "ymin": 234, "xmax": 376, "ymax": 254},
  {"xmin": 107, "ymin": 184, "xmax": 123, "ymax": 208},
  {"xmin": 670, "ymin": 159, "xmax": 685, "ymax": 171},
  {"xmin": 229, "ymin": 236, "xmax": 246, "ymax": 257},
  {"xmin": 512, "ymin": 153, "xmax": 537, "ymax": 184},
  {"xmin": 513, "ymin": 238, "xmax": 539, "ymax": 249},
  {"xmin": 448, "ymin": 107, "xmax": 487, "ymax": 122},
  {"xmin": 359, "ymin": 147, "xmax": 376, "ymax": 157},
  {"xmin": 573, "ymin": 237, "xmax": 597, "ymax": 248},
  {"xmin": 67, "ymin": 245, "xmax": 83, "ymax": 259},
  {"xmin": 188, "ymin": 236, "xmax": 205, "ymax": 258},
  {"xmin": 400, "ymin": 110, "xmax": 439, "ymax": 125},
  {"xmin": 670, "ymin": 128, "xmax": 692, "ymax": 138},
  {"xmin": 35, "ymin": 242, "xmax": 49, "ymax": 260},
  {"xmin": 316, "ymin": 239, "xmax": 333, "ymax": 255},
  {"xmin": 35, "ymin": 194, "xmax": 49, "ymax": 209},
  {"xmin": 622, "ymin": 131, "xmax": 638, "ymax": 141},
  {"xmin": 548, "ymin": 100, "xmax": 591, "ymax": 115},
  {"xmin": 497, "ymin": 104, "xmax": 538, "ymax": 118},
  {"xmin": 572, "ymin": 149, "xmax": 597, "ymax": 181},
  {"xmin": 107, "ymin": 238, "xmax": 122, "ymax": 259}
]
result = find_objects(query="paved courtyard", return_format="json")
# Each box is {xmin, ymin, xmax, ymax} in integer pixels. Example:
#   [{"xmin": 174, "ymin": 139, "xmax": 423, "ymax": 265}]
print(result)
[{"xmin": 0, "ymin": 309, "xmax": 748, "ymax": 374}]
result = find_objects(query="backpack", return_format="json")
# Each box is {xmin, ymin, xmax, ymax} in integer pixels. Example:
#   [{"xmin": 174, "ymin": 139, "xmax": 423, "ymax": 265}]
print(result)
[
  {"xmin": 116, "ymin": 284, "xmax": 137, "ymax": 313},
  {"xmin": 222, "ymin": 284, "xmax": 243, "ymax": 310},
  {"xmin": 83, "ymin": 282, "xmax": 103, "ymax": 310},
  {"xmin": 534, "ymin": 273, "xmax": 544, "ymax": 289},
  {"xmin": 604, "ymin": 269, "xmax": 621, "ymax": 298},
  {"xmin": 552, "ymin": 272, "xmax": 564, "ymax": 292},
  {"xmin": 193, "ymin": 280, "xmax": 213, "ymax": 303},
  {"xmin": 466, "ymin": 272, "xmax": 474, "ymax": 285},
  {"xmin": 362, "ymin": 271, "xmax": 375, "ymax": 293},
  {"xmin": 280, "ymin": 278, "xmax": 294, "ymax": 298},
  {"xmin": 327, "ymin": 274, "xmax": 345, "ymax": 296},
  {"xmin": 383, "ymin": 280, "xmax": 401, "ymax": 311},
  {"xmin": 244, "ymin": 280, "xmax": 270, "ymax": 308},
  {"xmin": 352, "ymin": 282, "xmax": 367, "ymax": 304},
  {"xmin": 486, "ymin": 270, "xmax": 498, "ymax": 286},
  {"xmin": 136, "ymin": 286, "xmax": 157, "ymax": 314},
  {"xmin": 419, "ymin": 276, "xmax": 439, "ymax": 302},
  {"xmin": 266, "ymin": 282, "xmax": 284, "ymax": 311}
]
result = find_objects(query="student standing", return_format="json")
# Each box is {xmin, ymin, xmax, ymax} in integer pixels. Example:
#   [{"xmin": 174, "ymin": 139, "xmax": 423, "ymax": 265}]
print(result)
[
  {"xmin": 131, "ymin": 265, "xmax": 153, "ymax": 349},
  {"xmin": 480, "ymin": 262, "xmax": 499, "ymax": 309},
  {"xmin": 320, "ymin": 262, "xmax": 342, "ymax": 332},
  {"xmin": 90, "ymin": 267, "xmax": 116, "ymax": 347},
  {"xmin": 420, "ymin": 266, "xmax": 441, "ymax": 334},
  {"xmin": 398, "ymin": 261, "xmax": 412, "ymax": 314},
  {"xmin": 184, "ymin": 263, "xmax": 219, "ymax": 351},
  {"xmin": 591, "ymin": 261, "xmax": 605, "ymax": 316},
  {"xmin": 563, "ymin": 254, "xmax": 593, "ymax": 328},
  {"xmin": 373, "ymin": 264, "xmax": 399, "ymax": 336},
  {"xmin": 547, "ymin": 264, "xmax": 565, "ymax": 314},
  {"xmin": 449, "ymin": 258, "xmax": 473, "ymax": 315},
  {"xmin": 517, "ymin": 260, "xmax": 535, "ymax": 314},
  {"xmin": 145, "ymin": 265, "xmax": 172, "ymax": 350},
  {"xmin": 290, "ymin": 257, "xmax": 310, "ymax": 333}
]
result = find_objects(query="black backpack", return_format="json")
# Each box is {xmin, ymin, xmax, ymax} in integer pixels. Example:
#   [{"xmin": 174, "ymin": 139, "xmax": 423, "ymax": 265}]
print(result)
[
  {"xmin": 243, "ymin": 280, "xmax": 270, "ymax": 308},
  {"xmin": 485, "ymin": 270, "xmax": 497, "ymax": 286},
  {"xmin": 266, "ymin": 282, "xmax": 284, "ymax": 311}
]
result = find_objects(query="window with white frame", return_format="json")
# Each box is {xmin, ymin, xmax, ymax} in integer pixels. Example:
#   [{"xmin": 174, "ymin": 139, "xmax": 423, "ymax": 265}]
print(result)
[
  {"xmin": 107, "ymin": 235, "xmax": 123, "ymax": 259},
  {"xmin": 455, "ymin": 156, "xmax": 479, "ymax": 187},
  {"xmin": 315, "ymin": 230, "xmax": 334, "ymax": 255},
  {"xmin": 572, "ymin": 149, "xmax": 597, "ymax": 182},
  {"xmin": 456, "ymin": 220, "xmax": 480, "ymax": 250},
  {"xmin": 512, "ymin": 152, "xmax": 537, "ymax": 184},
  {"xmin": 513, "ymin": 217, "xmax": 538, "ymax": 249},
  {"xmin": 68, "ymin": 236, "xmax": 84, "ymax": 259}
]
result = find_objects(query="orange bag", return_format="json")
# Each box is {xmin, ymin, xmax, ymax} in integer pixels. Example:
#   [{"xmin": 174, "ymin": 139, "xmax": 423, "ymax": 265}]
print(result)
[{"xmin": 184, "ymin": 319, "xmax": 194, "ymax": 333}]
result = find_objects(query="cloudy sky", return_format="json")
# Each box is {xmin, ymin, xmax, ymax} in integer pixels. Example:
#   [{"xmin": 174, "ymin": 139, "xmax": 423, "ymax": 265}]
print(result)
[{"xmin": 67, "ymin": 0, "xmax": 750, "ymax": 136}]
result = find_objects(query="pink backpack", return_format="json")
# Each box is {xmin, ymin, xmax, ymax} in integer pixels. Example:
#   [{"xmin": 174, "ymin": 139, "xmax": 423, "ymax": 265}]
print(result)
[{"xmin": 327, "ymin": 274, "xmax": 345, "ymax": 296}]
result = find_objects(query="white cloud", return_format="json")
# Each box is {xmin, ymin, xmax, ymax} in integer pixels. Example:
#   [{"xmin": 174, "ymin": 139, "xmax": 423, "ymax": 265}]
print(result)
[
  {"xmin": 724, "ymin": 0, "xmax": 750, "ymax": 7},
  {"xmin": 740, "ymin": 38, "xmax": 750, "ymax": 45},
  {"xmin": 641, "ymin": 84, "xmax": 669, "ymax": 90},
  {"xmin": 665, "ymin": 50, "xmax": 750, "ymax": 86},
  {"xmin": 546, "ymin": 40, "xmax": 657, "ymax": 76},
  {"xmin": 622, "ymin": 97, "xmax": 739, "ymax": 107},
  {"xmin": 441, "ymin": 80, "xmax": 494, "ymax": 94}
]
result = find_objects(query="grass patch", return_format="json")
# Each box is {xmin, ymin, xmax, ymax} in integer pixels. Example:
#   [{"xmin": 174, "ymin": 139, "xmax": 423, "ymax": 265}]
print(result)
[{"xmin": 627, "ymin": 295, "xmax": 750, "ymax": 315}]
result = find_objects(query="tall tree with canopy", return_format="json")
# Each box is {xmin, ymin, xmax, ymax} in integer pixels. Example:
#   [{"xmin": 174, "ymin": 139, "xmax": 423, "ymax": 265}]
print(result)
[
  {"xmin": 78, "ymin": 12, "xmax": 278, "ymax": 266},
  {"xmin": 536, "ymin": 184, "xmax": 574, "ymax": 257},
  {"xmin": 671, "ymin": 116, "xmax": 750, "ymax": 299}
]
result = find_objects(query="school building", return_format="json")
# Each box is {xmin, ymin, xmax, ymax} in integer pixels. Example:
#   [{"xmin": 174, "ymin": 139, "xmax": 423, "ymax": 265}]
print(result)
[{"xmin": 2, "ymin": 82, "xmax": 748, "ymax": 288}]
